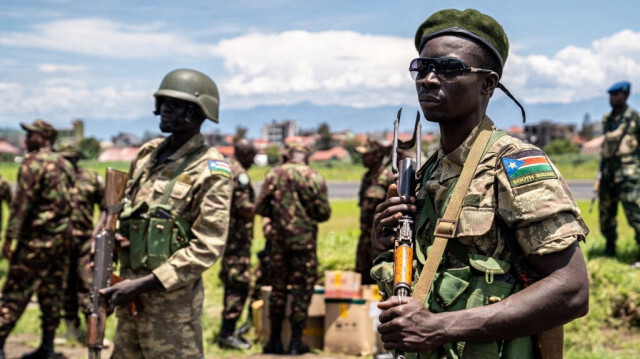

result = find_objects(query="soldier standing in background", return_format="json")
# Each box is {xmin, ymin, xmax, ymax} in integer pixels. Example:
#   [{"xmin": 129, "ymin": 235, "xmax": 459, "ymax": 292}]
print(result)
[
  {"xmin": 355, "ymin": 139, "xmax": 394, "ymax": 285},
  {"xmin": 218, "ymin": 138, "xmax": 257, "ymax": 350},
  {"xmin": 256, "ymin": 143, "xmax": 331, "ymax": 355},
  {"xmin": 59, "ymin": 145, "xmax": 105, "ymax": 341},
  {"xmin": 0, "ymin": 175, "xmax": 12, "ymax": 237},
  {"xmin": 99, "ymin": 69, "xmax": 232, "ymax": 358},
  {"xmin": 0, "ymin": 119, "xmax": 74, "ymax": 359},
  {"xmin": 597, "ymin": 81, "xmax": 640, "ymax": 262}
]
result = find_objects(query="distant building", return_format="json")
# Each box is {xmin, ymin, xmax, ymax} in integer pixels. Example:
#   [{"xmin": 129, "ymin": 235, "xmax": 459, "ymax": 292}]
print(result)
[
  {"xmin": 262, "ymin": 120, "xmax": 299, "ymax": 145},
  {"xmin": 98, "ymin": 147, "xmax": 140, "ymax": 162},
  {"xmin": 524, "ymin": 121, "xmax": 577, "ymax": 148},
  {"xmin": 309, "ymin": 146, "xmax": 351, "ymax": 163},
  {"xmin": 111, "ymin": 133, "xmax": 144, "ymax": 147}
]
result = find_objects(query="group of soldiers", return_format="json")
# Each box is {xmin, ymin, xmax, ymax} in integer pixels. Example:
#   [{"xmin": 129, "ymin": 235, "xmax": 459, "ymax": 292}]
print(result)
[
  {"xmin": 0, "ymin": 119, "xmax": 104, "ymax": 359},
  {"xmin": 0, "ymin": 6, "xmax": 637, "ymax": 359}
]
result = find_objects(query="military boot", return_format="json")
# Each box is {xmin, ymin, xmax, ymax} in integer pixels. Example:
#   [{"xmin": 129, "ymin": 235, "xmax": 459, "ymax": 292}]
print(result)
[
  {"xmin": 287, "ymin": 320, "xmax": 310, "ymax": 355},
  {"xmin": 234, "ymin": 306, "xmax": 252, "ymax": 337},
  {"xmin": 218, "ymin": 318, "xmax": 250, "ymax": 350},
  {"xmin": 604, "ymin": 238, "xmax": 616, "ymax": 257},
  {"xmin": 262, "ymin": 314, "xmax": 284, "ymax": 354},
  {"xmin": 22, "ymin": 329, "xmax": 61, "ymax": 359}
]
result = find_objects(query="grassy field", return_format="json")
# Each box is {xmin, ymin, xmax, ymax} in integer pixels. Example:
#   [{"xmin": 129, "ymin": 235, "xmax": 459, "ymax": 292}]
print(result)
[
  {"xmin": 0, "ymin": 153, "xmax": 601, "ymax": 183},
  {"xmin": 0, "ymin": 198, "xmax": 639, "ymax": 358}
]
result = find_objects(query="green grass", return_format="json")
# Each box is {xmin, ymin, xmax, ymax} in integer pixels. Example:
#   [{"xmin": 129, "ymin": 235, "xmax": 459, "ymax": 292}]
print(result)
[{"xmin": 1, "ymin": 171, "xmax": 639, "ymax": 357}]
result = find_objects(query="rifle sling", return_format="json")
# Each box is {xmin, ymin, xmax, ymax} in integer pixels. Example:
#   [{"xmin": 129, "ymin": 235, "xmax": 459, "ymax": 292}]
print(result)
[{"xmin": 412, "ymin": 116, "xmax": 494, "ymax": 305}]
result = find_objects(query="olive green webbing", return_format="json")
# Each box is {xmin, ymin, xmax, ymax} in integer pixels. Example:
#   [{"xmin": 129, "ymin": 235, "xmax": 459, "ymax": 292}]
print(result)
[{"xmin": 412, "ymin": 116, "xmax": 495, "ymax": 305}]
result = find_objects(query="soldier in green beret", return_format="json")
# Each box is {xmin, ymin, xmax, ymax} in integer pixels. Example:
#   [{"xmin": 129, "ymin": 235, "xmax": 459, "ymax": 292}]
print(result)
[{"xmin": 371, "ymin": 9, "xmax": 589, "ymax": 358}]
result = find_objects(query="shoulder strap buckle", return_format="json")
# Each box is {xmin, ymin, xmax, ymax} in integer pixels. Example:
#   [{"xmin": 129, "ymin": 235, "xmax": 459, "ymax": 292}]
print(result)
[{"xmin": 434, "ymin": 218, "xmax": 458, "ymax": 239}]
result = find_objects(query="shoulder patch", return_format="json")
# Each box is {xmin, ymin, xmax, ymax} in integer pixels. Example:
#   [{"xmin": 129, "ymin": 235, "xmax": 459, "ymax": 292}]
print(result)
[
  {"xmin": 501, "ymin": 149, "xmax": 557, "ymax": 187},
  {"xmin": 208, "ymin": 160, "xmax": 231, "ymax": 178}
]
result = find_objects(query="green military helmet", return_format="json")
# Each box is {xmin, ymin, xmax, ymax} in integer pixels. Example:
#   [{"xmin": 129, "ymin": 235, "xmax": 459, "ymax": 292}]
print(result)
[{"xmin": 154, "ymin": 69, "xmax": 220, "ymax": 123}]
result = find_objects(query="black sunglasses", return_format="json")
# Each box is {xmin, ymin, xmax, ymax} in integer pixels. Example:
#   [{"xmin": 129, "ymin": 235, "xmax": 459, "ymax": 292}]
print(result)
[{"xmin": 409, "ymin": 57, "xmax": 493, "ymax": 82}]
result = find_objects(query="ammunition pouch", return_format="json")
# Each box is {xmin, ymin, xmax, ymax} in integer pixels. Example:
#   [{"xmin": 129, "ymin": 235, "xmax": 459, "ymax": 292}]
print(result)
[
  {"xmin": 371, "ymin": 252, "xmax": 534, "ymax": 359},
  {"xmin": 119, "ymin": 201, "xmax": 192, "ymax": 271}
]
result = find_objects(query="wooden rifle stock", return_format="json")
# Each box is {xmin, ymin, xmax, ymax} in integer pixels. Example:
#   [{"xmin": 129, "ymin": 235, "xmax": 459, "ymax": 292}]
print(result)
[{"xmin": 87, "ymin": 168, "xmax": 132, "ymax": 359}]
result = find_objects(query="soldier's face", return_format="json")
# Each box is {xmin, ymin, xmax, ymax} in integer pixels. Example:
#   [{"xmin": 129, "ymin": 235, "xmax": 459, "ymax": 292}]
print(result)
[
  {"xmin": 415, "ymin": 36, "xmax": 487, "ymax": 124},
  {"xmin": 25, "ymin": 131, "xmax": 45, "ymax": 152},
  {"xmin": 158, "ymin": 97, "xmax": 202, "ymax": 133},
  {"xmin": 362, "ymin": 152, "xmax": 379, "ymax": 169},
  {"xmin": 609, "ymin": 91, "xmax": 628, "ymax": 108}
]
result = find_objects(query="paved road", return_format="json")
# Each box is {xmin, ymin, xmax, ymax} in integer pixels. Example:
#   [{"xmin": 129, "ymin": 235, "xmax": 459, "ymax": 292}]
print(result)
[{"xmin": 255, "ymin": 180, "xmax": 594, "ymax": 200}]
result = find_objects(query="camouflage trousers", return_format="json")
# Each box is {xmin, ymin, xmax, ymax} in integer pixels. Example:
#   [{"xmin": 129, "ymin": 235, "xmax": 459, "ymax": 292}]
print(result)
[
  {"xmin": 599, "ymin": 174, "xmax": 640, "ymax": 252},
  {"xmin": 219, "ymin": 254, "xmax": 251, "ymax": 321},
  {"xmin": 0, "ymin": 233, "xmax": 69, "ymax": 337},
  {"xmin": 356, "ymin": 231, "xmax": 378, "ymax": 285},
  {"xmin": 63, "ymin": 234, "xmax": 93, "ymax": 322},
  {"xmin": 249, "ymin": 243, "xmax": 272, "ymax": 303},
  {"xmin": 269, "ymin": 240, "xmax": 317, "ymax": 323},
  {"xmin": 112, "ymin": 274, "xmax": 205, "ymax": 359},
  {"xmin": 111, "ymin": 311, "xmax": 203, "ymax": 359}
]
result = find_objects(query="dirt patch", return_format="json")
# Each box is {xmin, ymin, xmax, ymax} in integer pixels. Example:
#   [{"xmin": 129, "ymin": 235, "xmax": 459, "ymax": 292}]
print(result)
[{"xmin": 4, "ymin": 333, "xmax": 112, "ymax": 359}]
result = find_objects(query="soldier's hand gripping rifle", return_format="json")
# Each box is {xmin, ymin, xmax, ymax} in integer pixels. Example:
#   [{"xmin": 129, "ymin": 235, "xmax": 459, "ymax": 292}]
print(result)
[
  {"xmin": 87, "ymin": 168, "xmax": 128, "ymax": 359},
  {"xmin": 390, "ymin": 108, "xmax": 421, "ymax": 359}
]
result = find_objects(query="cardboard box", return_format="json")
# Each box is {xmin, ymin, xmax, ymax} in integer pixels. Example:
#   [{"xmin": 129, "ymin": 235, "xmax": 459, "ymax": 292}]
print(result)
[
  {"xmin": 252, "ymin": 286, "xmax": 325, "ymax": 350},
  {"xmin": 324, "ymin": 270, "xmax": 361, "ymax": 299},
  {"xmin": 361, "ymin": 284, "xmax": 382, "ymax": 301},
  {"xmin": 323, "ymin": 298, "xmax": 383, "ymax": 356}
]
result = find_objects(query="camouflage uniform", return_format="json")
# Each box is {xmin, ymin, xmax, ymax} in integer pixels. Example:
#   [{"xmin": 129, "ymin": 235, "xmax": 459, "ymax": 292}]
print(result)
[
  {"xmin": 357, "ymin": 166, "xmax": 394, "ymax": 284},
  {"xmin": 598, "ymin": 106, "xmax": 640, "ymax": 254},
  {"xmin": 63, "ymin": 167, "xmax": 105, "ymax": 322},
  {"xmin": 220, "ymin": 159, "xmax": 255, "ymax": 321},
  {"xmin": 113, "ymin": 134, "xmax": 232, "ymax": 359},
  {"xmin": 372, "ymin": 117, "xmax": 589, "ymax": 358},
  {"xmin": 255, "ymin": 162, "xmax": 331, "ymax": 324},
  {"xmin": 0, "ymin": 148, "xmax": 74, "ymax": 337},
  {"xmin": 0, "ymin": 175, "xmax": 12, "ymax": 235}
]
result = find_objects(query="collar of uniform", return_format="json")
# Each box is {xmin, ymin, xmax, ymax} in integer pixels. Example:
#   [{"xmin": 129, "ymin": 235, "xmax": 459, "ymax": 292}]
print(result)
[
  {"xmin": 152, "ymin": 133, "xmax": 205, "ymax": 164},
  {"xmin": 438, "ymin": 116, "xmax": 494, "ymax": 183}
]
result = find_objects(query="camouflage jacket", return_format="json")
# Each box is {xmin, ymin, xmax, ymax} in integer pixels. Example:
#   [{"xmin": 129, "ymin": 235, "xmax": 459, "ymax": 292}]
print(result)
[
  {"xmin": 224, "ymin": 159, "xmax": 255, "ymax": 255},
  {"xmin": 358, "ymin": 166, "xmax": 394, "ymax": 235},
  {"xmin": 122, "ymin": 133, "xmax": 232, "ymax": 293},
  {"xmin": 255, "ymin": 162, "xmax": 331, "ymax": 250},
  {"xmin": 600, "ymin": 106, "xmax": 640, "ymax": 178},
  {"xmin": 6, "ymin": 148, "xmax": 74, "ymax": 242},
  {"xmin": 414, "ymin": 117, "xmax": 589, "ymax": 271},
  {"xmin": 0, "ymin": 176, "xmax": 12, "ymax": 233},
  {"xmin": 70, "ymin": 167, "xmax": 105, "ymax": 237}
]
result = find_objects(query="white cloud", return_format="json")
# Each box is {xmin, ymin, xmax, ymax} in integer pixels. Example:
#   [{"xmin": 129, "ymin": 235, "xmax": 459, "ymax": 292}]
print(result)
[
  {"xmin": 213, "ymin": 30, "xmax": 417, "ymax": 109},
  {"xmin": 38, "ymin": 63, "xmax": 86, "ymax": 73},
  {"xmin": 0, "ymin": 80, "xmax": 150, "ymax": 123},
  {"xmin": 504, "ymin": 30, "xmax": 640, "ymax": 104},
  {"xmin": 0, "ymin": 18, "xmax": 216, "ymax": 58}
]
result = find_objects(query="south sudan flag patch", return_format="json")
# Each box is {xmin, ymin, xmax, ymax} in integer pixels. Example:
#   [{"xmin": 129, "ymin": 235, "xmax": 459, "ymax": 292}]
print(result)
[
  {"xmin": 208, "ymin": 160, "xmax": 231, "ymax": 178},
  {"xmin": 501, "ymin": 150, "xmax": 557, "ymax": 187}
]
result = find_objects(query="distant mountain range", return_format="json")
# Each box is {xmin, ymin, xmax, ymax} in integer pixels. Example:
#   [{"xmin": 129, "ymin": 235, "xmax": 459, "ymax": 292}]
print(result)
[{"xmin": 81, "ymin": 94, "xmax": 637, "ymax": 141}]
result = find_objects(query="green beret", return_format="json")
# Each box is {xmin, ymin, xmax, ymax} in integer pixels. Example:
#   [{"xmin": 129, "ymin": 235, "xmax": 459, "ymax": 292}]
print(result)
[{"xmin": 414, "ymin": 8, "xmax": 509, "ymax": 70}]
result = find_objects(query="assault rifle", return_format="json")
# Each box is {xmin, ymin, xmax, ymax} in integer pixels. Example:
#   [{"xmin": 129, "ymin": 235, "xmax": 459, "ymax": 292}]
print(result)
[
  {"xmin": 390, "ymin": 108, "xmax": 421, "ymax": 359},
  {"xmin": 87, "ymin": 168, "xmax": 129, "ymax": 359}
]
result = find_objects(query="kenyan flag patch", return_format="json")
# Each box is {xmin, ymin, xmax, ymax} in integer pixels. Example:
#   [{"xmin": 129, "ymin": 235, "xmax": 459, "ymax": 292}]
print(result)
[
  {"xmin": 208, "ymin": 160, "xmax": 231, "ymax": 178},
  {"xmin": 501, "ymin": 150, "xmax": 557, "ymax": 187}
]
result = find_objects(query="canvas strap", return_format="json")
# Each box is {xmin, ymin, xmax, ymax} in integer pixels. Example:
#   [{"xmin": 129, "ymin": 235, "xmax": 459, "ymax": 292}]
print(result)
[{"xmin": 412, "ymin": 116, "xmax": 494, "ymax": 304}]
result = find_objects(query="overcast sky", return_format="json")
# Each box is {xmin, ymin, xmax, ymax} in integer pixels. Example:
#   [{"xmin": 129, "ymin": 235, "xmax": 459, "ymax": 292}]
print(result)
[{"xmin": 1, "ymin": 1, "xmax": 639, "ymax": 139}]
